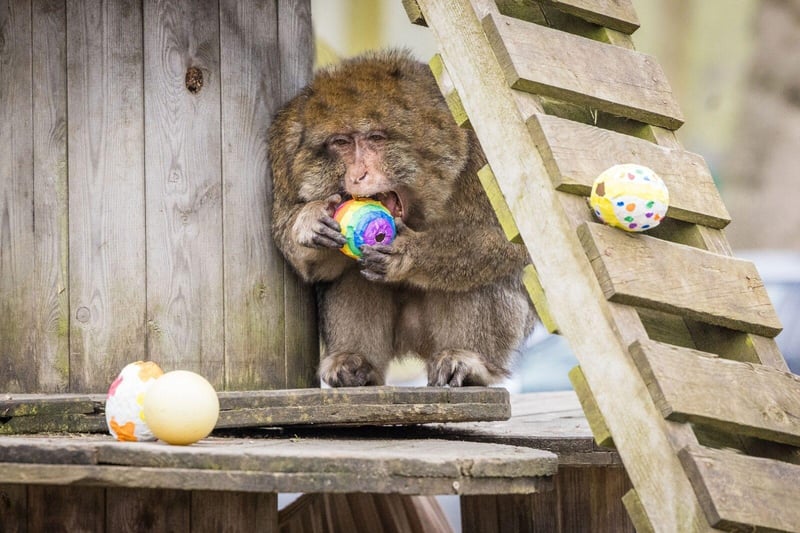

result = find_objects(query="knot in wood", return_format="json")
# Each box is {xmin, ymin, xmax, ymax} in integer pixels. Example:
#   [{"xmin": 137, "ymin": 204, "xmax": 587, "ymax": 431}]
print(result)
[{"xmin": 185, "ymin": 67, "xmax": 204, "ymax": 94}]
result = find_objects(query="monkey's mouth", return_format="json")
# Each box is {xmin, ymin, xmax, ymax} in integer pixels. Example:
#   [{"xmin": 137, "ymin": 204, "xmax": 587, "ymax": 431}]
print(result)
[{"xmin": 371, "ymin": 191, "xmax": 404, "ymax": 220}]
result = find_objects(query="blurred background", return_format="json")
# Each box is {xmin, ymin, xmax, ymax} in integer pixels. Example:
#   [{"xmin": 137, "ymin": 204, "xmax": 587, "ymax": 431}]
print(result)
[{"xmin": 309, "ymin": 0, "xmax": 800, "ymax": 387}]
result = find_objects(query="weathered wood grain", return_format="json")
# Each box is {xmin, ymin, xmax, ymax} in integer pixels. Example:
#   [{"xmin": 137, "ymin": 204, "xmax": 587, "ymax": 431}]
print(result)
[
  {"xmin": 0, "ymin": 393, "xmax": 99, "ymax": 417},
  {"xmin": 278, "ymin": 0, "xmax": 319, "ymax": 389},
  {"xmin": 144, "ymin": 0, "xmax": 224, "ymax": 385},
  {"xmin": 219, "ymin": 0, "xmax": 285, "ymax": 390},
  {"xmin": 411, "ymin": 0, "xmax": 713, "ymax": 529},
  {"xmin": 0, "ymin": 0, "xmax": 35, "ymax": 394},
  {"xmin": 193, "ymin": 491, "xmax": 278, "ymax": 532},
  {"xmin": 538, "ymin": 0, "xmax": 639, "ymax": 34},
  {"xmin": 0, "ymin": 435, "xmax": 556, "ymax": 495},
  {"xmin": 529, "ymin": 113, "xmax": 730, "ymax": 229},
  {"xmin": 579, "ymin": 222, "xmax": 782, "ymax": 337},
  {"xmin": 483, "ymin": 12, "xmax": 682, "ymax": 129},
  {"xmin": 679, "ymin": 444, "xmax": 800, "ymax": 532},
  {"xmin": 66, "ymin": 0, "xmax": 147, "ymax": 392},
  {"xmin": 28, "ymin": 485, "xmax": 105, "ymax": 532},
  {"xmin": 106, "ymin": 487, "xmax": 191, "ymax": 532},
  {"xmin": 631, "ymin": 340, "xmax": 800, "ymax": 447},
  {"xmin": 430, "ymin": 54, "xmax": 472, "ymax": 128},
  {"xmin": 32, "ymin": 0, "xmax": 70, "ymax": 393},
  {"xmin": 461, "ymin": 466, "xmax": 634, "ymax": 533},
  {"xmin": 0, "ymin": 387, "xmax": 510, "ymax": 433}
]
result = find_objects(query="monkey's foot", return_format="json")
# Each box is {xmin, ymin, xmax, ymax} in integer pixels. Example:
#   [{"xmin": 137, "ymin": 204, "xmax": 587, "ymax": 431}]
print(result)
[
  {"xmin": 427, "ymin": 349, "xmax": 509, "ymax": 387},
  {"xmin": 319, "ymin": 352, "xmax": 384, "ymax": 387}
]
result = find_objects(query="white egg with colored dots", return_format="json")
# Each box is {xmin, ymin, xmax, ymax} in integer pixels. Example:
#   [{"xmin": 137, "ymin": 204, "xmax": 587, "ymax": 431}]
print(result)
[
  {"xmin": 142, "ymin": 370, "xmax": 220, "ymax": 445},
  {"xmin": 589, "ymin": 164, "xmax": 669, "ymax": 232}
]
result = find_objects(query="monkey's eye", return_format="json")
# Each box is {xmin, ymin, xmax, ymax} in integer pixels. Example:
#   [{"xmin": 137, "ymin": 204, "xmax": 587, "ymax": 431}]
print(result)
[
  {"xmin": 367, "ymin": 131, "xmax": 387, "ymax": 142},
  {"xmin": 327, "ymin": 135, "xmax": 352, "ymax": 148}
]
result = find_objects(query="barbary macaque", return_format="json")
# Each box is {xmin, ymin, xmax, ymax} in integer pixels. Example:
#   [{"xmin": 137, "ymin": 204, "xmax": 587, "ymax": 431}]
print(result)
[{"xmin": 268, "ymin": 50, "xmax": 535, "ymax": 387}]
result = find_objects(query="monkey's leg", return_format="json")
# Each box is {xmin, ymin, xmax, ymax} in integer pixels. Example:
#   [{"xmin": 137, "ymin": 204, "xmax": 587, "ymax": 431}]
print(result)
[
  {"xmin": 423, "ymin": 280, "xmax": 533, "ymax": 387},
  {"xmin": 318, "ymin": 270, "xmax": 398, "ymax": 387}
]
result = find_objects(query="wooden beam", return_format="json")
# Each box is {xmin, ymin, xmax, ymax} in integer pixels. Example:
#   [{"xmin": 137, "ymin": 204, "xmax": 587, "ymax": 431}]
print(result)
[
  {"xmin": 0, "ymin": 435, "xmax": 556, "ymax": 495},
  {"xmin": 528, "ymin": 113, "xmax": 730, "ymax": 229},
  {"xmin": 579, "ymin": 222, "xmax": 782, "ymax": 337},
  {"xmin": 679, "ymin": 444, "xmax": 800, "ymax": 532},
  {"xmin": 631, "ymin": 340, "xmax": 800, "ymax": 447},
  {"xmin": 483, "ymin": 12, "xmax": 682, "ymax": 129}
]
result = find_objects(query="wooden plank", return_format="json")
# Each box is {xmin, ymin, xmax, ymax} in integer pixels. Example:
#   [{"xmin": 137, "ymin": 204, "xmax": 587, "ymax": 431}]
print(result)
[
  {"xmin": 0, "ymin": 394, "xmax": 100, "ymax": 417},
  {"xmin": 144, "ymin": 0, "xmax": 224, "ymax": 386},
  {"xmin": 631, "ymin": 340, "xmax": 800, "ymax": 447},
  {"xmin": 568, "ymin": 367, "xmax": 614, "ymax": 449},
  {"xmin": 424, "ymin": 391, "xmax": 620, "ymax": 466},
  {"xmin": 0, "ymin": 435, "xmax": 557, "ymax": 495},
  {"xmin": 622, "ymin": 489, "xmax": 655, "ymax": 533},
  {"xmin": 412, "ymin": 0, "xmax": 712, "ymax": 529},
  {"xmin": 106, "ymin": 487, "xmax": 190, "ymax": 532},
  {"xmin": 537, "ymin": 0, "xmax": 639, "ymax": 34},
  {"xmin": 0, "ymin": 387, "xmax": 510, "ymax": 433},
  {"xmin": 67, "ymin": 0, "xmax": 147, "ymax": 391},
  {"xmin": 529, "ymin": 113, "xmax": 730, "ymax": 229},
  {"xmin": 277, "ymin": 0, "xmax": 319, "ymax": 389},
  {"xmin": 679, "ymin": 444, "xmax": 800, "ymax": 532},
  {"xmin": 579, "ymin": 222, "xmax": 782, "ymax": 337},
  {"xmin": 32, "ymin": 0, "xmax": 70, "ymax": 393},
  {"xmin": 522, "ymin": 264, "xmax": 559, "ymax": 333},
  {"xmin": 193, "ymin": 491, "xmax": 278, "ymax": 533},
  {"xmin": 430, "ymin": 54, "xmax": 472, "ymax": 128},
  {"xmin": 0, "ymin": 0, "xmax": 35, "ymax": 393},
  {"xmin": 483, "ymin": 12, "xmax": 683, "ymax": 129},
  {"xmin": 27, "ymin": 485, "xmax": 105, "ymax": 532},
  {"xmin": 220, "ymin": 1, "xmax": 285, "ymax": 390},
  {"xmin": 0, "ymin": 484, "xmax": 26, "ymax": 533},
  {"xmin": 477, "ymin": 165, "xmax": 521, "ymax": 243}
]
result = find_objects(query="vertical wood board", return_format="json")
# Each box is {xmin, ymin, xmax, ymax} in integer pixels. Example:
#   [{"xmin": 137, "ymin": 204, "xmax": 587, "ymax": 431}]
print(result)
[
  {"xmin": 278, "ymin": 0, "xmax": 319, "ymax": 388},
  {"xmin": 144, "ymin": 0, "xmax": 224, "ymax": 386},
  {"xmin": 483, "ymin": 12, "xmax": 683, "ymax": 129},
  {"xmin": 0, "ymin": 0, "xmax": 35, "ymax": 393},
  {"xmin": 32, "ymin": 0, "xmax": 69, "ymax": 392},
  {"xmin": 579, "ymin": 222, "xmax": 782, "ymax": 337},
  {"xmin": 219, "ymin": 0, "xmax": 285, "ymax": 390},
  {"xmin": 66, "ymin": 0, "xmax": 147, "ymax": 392}
]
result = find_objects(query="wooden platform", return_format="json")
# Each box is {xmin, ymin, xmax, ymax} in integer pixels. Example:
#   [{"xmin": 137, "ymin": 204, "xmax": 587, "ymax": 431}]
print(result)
[
  {"xmin": 0, "ymin": 386, "xmax": 511, "ymax": 434},
  {"xmin": 0, "ymin": 390, "xmax": 636, "ymax": 532}
]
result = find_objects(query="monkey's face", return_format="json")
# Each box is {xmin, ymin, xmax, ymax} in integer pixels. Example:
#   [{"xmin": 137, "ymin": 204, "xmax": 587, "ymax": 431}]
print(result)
[
  {"xmin": 324, "ymin": 130, "xmax": 405, "ymax": 220},
  {"xmin": 276, "ymin": 51, "xmax": 471, "ymax": 227}
]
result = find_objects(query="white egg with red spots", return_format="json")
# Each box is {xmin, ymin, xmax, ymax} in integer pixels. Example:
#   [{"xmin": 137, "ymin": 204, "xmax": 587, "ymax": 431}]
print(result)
[
  {"xmin": 143, "ymin": 370, "xmax": 219, "ymax": 446},
  {"xmin": 105, "ymin": 361, "xmax": 164, "ymax": 442}
]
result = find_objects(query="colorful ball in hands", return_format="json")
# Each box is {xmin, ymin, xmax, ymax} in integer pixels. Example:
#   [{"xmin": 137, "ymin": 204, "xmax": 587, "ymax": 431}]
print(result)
[
  {"xmin": 589, "ymin": 164, "xmax": 669, "ymax": 232},
  {"xmin": 333, "ymin": 198, "xmax": 396, "ymax": 259}
]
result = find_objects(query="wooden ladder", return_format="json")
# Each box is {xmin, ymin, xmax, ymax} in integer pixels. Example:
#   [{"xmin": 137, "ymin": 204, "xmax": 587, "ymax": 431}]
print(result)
[{"xmin": 404, "ymin": 1, "xmax": 800, "ymax": 531}]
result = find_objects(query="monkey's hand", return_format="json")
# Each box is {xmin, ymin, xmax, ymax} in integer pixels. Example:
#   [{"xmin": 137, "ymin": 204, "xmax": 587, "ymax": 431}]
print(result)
[
  {"xmin": 358, "ymin": 220, "xmax": 416, "ymax": 283},
  {"xmin": 292, "ymin": 194, "xmax": 347, "ymax": 249}
]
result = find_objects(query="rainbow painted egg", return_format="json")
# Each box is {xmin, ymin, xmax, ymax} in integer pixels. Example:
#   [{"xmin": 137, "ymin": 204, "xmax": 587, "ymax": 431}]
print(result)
[
  {"xmin": 105, "ymin": 361, "xmax": 164, "ymax": 442},
  {"xmin": 333, "ymin": 199, "xmax": 396, "ymax": 259},
  {"xmin": 589, "ymin": 164, "xmax": 669, "ymax": 232}
]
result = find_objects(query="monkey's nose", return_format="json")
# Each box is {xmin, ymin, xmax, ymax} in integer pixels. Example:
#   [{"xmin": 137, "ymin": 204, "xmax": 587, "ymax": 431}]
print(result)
[{"xmin": 352, "ymin": 172, "xmax": 368, "ymax": 183}]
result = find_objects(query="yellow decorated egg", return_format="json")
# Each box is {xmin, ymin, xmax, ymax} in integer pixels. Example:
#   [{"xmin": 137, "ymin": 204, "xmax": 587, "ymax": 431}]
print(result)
[
  {"xmin": 105, "ymin": 361, "xmax": 164, "ymax": 442},
  {"xmin": 142, "ymin": 370, "xmax": 219, "ymax": 445},
  {"xmin": 589, "ymin": 164, "xmax": 669, "ymax": 232}
]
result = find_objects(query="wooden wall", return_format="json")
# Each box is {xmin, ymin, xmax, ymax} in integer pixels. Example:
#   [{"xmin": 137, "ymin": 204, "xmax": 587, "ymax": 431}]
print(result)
[{"xmin": 0, "ymin": 0, "xmax": 318, "ymax": 393}]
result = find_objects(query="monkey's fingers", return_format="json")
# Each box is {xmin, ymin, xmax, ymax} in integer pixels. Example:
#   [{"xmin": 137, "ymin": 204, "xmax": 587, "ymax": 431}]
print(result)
[
  {"xmin": 312, "ymin": 221, "xmax": 347, "ymax": 248},
  {"xmin": 358, "ymin": 246, "xmax": 392, "ymax": 281},
  {"xmin": 324, "ymin": 194, "xmax": 343, "ymax": 216}
]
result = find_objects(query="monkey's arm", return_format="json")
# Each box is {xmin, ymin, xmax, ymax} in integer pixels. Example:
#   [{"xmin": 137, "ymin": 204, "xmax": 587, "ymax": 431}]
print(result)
[
  {"xmin": 359, "ymin": 222, "xmax": 528, "ymax": 291},
  {"xmin": 272, "ymin": 195, "xmax": 352, "ymax": 283}
]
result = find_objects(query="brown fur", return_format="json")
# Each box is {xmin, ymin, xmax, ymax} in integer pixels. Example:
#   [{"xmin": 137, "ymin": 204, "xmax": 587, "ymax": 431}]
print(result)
[{"xmin": 268, "ymin": 50, "xmax": 535, "ymax": 386}]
